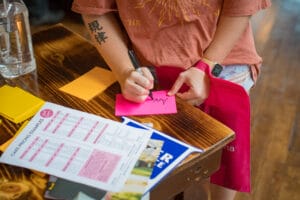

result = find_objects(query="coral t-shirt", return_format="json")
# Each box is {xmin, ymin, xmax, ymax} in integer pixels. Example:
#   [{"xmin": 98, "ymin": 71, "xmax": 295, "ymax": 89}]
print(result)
[{"xmin": 72, "ymin": 0, "xmax": 271, "ymax": 78}]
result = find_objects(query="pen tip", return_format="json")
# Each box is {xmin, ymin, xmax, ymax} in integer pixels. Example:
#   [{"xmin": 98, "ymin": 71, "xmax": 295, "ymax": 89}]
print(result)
[{"xmin": 149, "ymin": 91, "xmax": 154, "ymax": 100}]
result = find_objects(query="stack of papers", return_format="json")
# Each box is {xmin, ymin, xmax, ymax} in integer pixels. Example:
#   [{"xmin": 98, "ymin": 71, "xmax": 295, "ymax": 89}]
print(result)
[{"xmin": 0, "ymin": 85, "xmax": 45, "ymax": 123}]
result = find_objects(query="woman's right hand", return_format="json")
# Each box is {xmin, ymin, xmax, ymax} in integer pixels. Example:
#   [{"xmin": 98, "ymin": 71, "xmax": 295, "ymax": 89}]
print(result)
[{"xmin": 119, "ymin": 67, "xmax": 154, "ymax": 103}]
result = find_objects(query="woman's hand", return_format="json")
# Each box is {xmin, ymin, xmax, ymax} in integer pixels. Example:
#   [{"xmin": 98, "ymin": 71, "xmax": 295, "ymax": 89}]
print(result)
[
  {"xmin": 119, "ymin": 67, "xmax": 154, "ymax": 103},
  {"xmin": 167, "ymin": 67, "xmax": 210, "ymax": 106}
]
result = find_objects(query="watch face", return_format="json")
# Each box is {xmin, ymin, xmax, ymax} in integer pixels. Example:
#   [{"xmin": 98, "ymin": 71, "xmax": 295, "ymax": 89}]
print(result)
[{"xmin": 212, "ymin": 64, "xmax": 223, "ymax": 77}]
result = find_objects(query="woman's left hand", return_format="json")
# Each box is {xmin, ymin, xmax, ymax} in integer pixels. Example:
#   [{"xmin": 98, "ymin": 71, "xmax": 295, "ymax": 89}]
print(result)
[{"xmin": 167, "ymin": 67, "xmax": 210, "ymax": 106}]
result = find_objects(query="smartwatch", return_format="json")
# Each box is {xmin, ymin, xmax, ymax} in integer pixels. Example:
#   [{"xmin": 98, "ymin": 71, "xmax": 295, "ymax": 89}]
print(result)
[
  {"xmin": 211, "ymin": 63, "xmax": 223, "ymax": 77},
  {"xmin": 201, "ymin": 58, "xmax": 223, "ymax": 77}
]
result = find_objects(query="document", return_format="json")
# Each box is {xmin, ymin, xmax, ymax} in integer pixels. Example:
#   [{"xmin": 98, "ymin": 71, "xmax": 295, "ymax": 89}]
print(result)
[{"xmin": 0, "ymin": 102, "xmax": 151, "ymax": 192}]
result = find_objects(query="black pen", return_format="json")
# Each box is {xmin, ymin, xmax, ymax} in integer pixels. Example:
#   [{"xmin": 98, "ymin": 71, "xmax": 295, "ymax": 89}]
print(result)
[{"xmin": 128, "ymin": 49, "xmax": 154, "ymax": 100}]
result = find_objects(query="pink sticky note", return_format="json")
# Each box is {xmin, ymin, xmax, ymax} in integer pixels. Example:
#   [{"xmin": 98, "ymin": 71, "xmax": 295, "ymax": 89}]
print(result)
[{"xmin": 115, "ymin": 90, "xmax": 177, "ymax": 116}]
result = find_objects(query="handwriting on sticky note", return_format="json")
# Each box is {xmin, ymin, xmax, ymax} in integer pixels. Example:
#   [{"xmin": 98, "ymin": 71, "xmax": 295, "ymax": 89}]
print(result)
[{"xmin": 115, "ymin": 90, "xmax": 177, "ymax": 116}]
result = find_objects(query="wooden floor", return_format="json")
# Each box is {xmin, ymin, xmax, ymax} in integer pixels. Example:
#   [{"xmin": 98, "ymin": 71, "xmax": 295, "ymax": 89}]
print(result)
[
  {"xmin": 235, "ymin": 0, "xmax": 300, "ymax": 199},
  {"xmin": 31, "ymin": 0, "xmax": 300, "ymax": 199}
]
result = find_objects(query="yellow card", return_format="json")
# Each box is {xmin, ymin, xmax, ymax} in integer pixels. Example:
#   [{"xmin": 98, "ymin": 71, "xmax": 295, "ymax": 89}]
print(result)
[
  {"xmin": 0, "ymin": 85, "xmax": 45, "ymax": 123},
  {"xmin": 59, "ymin": 67, "xmax": 116, "ymax": 101},
  {"xmin": 0, "ymin": 120, "xmax": 28, "ymax": 152}
]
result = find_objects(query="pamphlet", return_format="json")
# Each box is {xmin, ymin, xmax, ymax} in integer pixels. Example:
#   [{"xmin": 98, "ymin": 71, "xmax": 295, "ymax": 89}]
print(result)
[
  {"xmin": 121, "ymin": 117, "xmax": 203, "ymax": 193},
  {"xmin": 0, "ymin": 102, "xmax": 152, "ymax": 192}
]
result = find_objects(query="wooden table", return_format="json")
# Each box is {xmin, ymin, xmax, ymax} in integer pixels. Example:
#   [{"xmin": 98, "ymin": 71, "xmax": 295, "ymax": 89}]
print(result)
[{"xmin": 0, "ymin": 24, "xmax": 234, "ymax": 200}]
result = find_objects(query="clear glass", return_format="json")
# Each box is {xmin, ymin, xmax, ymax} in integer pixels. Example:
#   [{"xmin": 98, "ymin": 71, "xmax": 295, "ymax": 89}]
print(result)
[{"xmin": 0, "ymin": 0, "xmax": 36, "ymax": 78}]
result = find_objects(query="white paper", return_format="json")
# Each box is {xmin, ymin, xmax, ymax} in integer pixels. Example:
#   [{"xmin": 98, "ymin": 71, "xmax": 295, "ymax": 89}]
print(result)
[{"xmin": 0, "ymin": 102, "xmax": 151, "ymax": 192}]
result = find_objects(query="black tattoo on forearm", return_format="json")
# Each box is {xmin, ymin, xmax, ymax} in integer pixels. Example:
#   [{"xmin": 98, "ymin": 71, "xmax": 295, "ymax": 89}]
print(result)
[{"xmin": 87, "ymin": 20, "xmax": 108, "ymax": 45}]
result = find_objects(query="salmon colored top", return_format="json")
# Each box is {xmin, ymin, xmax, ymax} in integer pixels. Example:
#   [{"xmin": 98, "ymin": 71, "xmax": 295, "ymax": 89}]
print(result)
[{"xmin": 72, "ymin": 0, "xmax": 271, "ymax": 80}]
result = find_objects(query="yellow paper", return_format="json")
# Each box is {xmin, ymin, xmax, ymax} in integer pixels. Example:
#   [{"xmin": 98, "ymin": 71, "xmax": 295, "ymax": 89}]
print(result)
[
  {"xmin": 0, "ymin": 85, "xmax": 45, "ymax": 123},
  {"xmin": 0, "ymin": 120, "xmax": 28, "ymax": 152},
  {"xmin": 59, "ymin": 67, "xmax": 116, "ymax": 101}
]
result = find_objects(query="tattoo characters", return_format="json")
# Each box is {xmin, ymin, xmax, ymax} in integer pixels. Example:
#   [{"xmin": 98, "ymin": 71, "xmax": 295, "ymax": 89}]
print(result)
[{"xmin": 88, "ymin": 20, "xmax": 108, "ymax": 45}]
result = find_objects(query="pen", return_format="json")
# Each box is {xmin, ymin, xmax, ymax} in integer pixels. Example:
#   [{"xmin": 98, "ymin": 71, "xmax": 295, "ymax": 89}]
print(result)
[{"xmin": 128, "ymin": 49, "xmax": 153, "ymax": 100}]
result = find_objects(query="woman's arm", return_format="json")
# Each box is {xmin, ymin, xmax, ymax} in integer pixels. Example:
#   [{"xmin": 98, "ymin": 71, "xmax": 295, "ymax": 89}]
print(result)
[
  {"xmin": 168, "ymin": 15, "xmax": 251, "ymax": 105},
  {"xmin": 203, "ymin": 15, "xmax": 250, "ymax": 67},
  {"xmin": 82, "ymin": 13, "xmax": 153, "ymax": 102}
]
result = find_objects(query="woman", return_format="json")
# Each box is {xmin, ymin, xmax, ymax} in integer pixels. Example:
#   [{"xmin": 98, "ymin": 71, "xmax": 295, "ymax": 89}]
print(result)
[{"xmin": 72, "ymin": 1, "xmax": 271, "ymax": 199}]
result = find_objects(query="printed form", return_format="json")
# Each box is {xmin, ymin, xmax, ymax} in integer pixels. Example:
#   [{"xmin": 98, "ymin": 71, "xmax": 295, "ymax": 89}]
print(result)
[{"xmin": 0, "ymin": 102, "xmax": 151, "ymax": 192}]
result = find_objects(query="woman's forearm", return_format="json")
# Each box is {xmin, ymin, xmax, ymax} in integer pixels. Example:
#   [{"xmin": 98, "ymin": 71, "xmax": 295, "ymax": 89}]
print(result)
[
  {"xmin": 82, "ymin": 13, "xmax": 134, "ymax": 83},
  {"xmin": 203, "ymin": 15, "xmax": 250, "ymax": 67}
]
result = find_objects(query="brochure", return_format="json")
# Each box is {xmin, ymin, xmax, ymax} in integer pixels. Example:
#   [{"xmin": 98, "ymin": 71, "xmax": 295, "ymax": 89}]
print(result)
[
  {"xmin": 0, "ymin": 102, "xmax": 152, "ymax": 192},
  {"xmin": 121, "ymin": 117, "xmax": 203, "ymax": 194}
]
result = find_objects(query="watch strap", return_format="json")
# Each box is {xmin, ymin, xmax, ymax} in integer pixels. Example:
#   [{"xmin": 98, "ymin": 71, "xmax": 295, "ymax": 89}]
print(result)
[
  {"xmin": 193, "ymin": 60, "xmax": 211, "ymax": 75},
  {"xmin": 201, "ymin": 58, "xmax": 223, "ymax": 77}
]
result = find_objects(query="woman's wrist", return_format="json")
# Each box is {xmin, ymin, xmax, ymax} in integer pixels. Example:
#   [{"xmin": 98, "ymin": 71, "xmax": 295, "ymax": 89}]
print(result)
[
  {"xmin": 191, "ymin": 59, "xmax": 224, "ymax": 77},
  {"xmin": 201, "ymin": 57, "xmax": 224, "ymax": 77},
  {"xmin": 192, "ymin": 60, "xmax": 211, "ymax": 74},
  {"xmin": 201, "ymin": 57, "xmax": 217, "ymax": 68}
]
